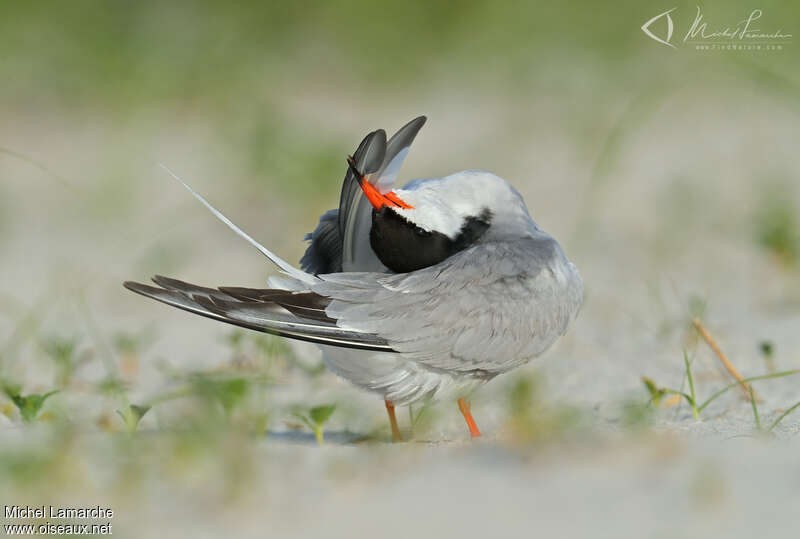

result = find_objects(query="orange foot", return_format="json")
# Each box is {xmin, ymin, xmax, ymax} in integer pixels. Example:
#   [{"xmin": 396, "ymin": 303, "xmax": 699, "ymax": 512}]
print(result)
[
  {"xmin": 458, "ymin": 398, "xmax": 481, "ymax": 438},
  {"xmin": 385, "ymin": 400, "xmax": 402, "ymax": 442}
]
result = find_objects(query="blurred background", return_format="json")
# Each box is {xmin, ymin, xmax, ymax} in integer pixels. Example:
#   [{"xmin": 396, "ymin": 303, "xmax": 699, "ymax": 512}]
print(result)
[{"xmin": 1, "ymin": 1, "xmax": 799, "ymax": 537}]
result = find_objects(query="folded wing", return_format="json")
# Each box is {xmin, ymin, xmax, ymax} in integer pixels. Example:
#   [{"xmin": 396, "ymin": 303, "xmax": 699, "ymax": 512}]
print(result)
[
  {"xmin": 312, "ymin": 236, "xmax": 583, "ymax": 375},
  {"xmin": 123, "ymin": 276, "xmax": 393, "ymax": 352},
  {"xmin": 124, "ymin": 236, "xmax": 581, "ymax": 374}
]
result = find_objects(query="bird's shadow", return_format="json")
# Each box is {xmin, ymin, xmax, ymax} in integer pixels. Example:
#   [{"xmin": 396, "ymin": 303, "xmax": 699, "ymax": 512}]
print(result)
[
  {"xmin": 264, "ymin": 429, "xmax": 381, "ymax": 445},
  {"xmin": 264, "ymin": 429, "xmax": 466, "ymax": 446}
]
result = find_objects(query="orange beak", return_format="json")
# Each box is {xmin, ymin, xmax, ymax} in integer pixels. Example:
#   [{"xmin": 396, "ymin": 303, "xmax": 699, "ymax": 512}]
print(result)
[{"xmin": 347, "ymin": 156, "xmax": 413, "ymax": 210}]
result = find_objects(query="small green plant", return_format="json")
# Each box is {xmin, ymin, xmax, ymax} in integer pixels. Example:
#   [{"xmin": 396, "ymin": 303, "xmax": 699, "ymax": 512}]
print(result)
[
  {"xmin": 294, "ymin": 404, "xmax": 336, "ymax": 445},
  {"xmin": 505, "ymin": 375, "xmax": 582, "ymax": 442},
  {"xmin": 249, "ymin": 333, "xmax": 325, "ymax": 377},
  {"xmin": 96, "ymin": 376, "xmax": 128, "ymax": 396},
  {"xmin": 112, "ymin": 328, "xmax": 156, "ymax": 378},
  {"xmin": 225, "ymin": 330, "xmax": 246, "ymax": 354},
  {"xmin": 408, "ymin": 400, "xmax": 435, "ymax": 436},
  {"xmin": 642, "ymin": 377, "xmax": 666, "ymax": 406},
  {"xmin": 116, "ymin": 404, "xmax": 151, "ymax": 433},
  {"xmin": 113, "ymin": 329, "xmax": 156, "ymax": 357},
  {"xmin": 643, "ymin": 349, "xmax": 800, "ymax": 428},
  {"xmin": 620, "ymin": 399, "xmax": 655, "ymax": 430},
  {"xmin": 41, "ymin": 335, "xmax": 91, "ymax": 387},
  {"xmin": 190, "ymin": 375, "xmax": 250, "ymax": 416},
  {"xmin": 754, "ymin": 187, "xmax": 800, "ymax": 266},
  {"xmin": 3, "ymin": 384, "xmax": 59, "ymax": 423}
]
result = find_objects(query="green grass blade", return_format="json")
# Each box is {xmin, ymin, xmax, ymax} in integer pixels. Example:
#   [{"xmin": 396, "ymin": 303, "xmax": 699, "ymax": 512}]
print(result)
[
  {"xmin": 697, "ymin": 370, "xmax": 800, "ymax": 413},
  {"xmin": 748, "ymin": 385, "xmax": 761, "ymax": 430},
  {"xmin": 683, "ymin": 349, "xmax": 698, "ymax": 419},
  {"xmin": 0, "ymin": 147, "xmax": 80, "ymax": 194},
  {"xmin": 683, "ymin": 350, "xmax": 696, "ymax": 404},
  {"xmin": 768, "ymin": 400, "xmax": 800, "ymax": 432},
  {"xmin": 662, "ymin": 389, "xmax": 695, "ymax": 407}
]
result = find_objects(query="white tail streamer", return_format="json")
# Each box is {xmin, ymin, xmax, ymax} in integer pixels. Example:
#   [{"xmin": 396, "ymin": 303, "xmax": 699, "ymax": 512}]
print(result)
[{"xmin": 158, "ymin": 164, "xmax": 318, "ymax": 285}]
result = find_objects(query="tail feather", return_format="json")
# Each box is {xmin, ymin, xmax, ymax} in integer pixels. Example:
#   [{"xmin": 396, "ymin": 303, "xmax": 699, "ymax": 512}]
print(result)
[{"xmin": 158, "ymin": 164, "xmax": 318, "ymax": 286}]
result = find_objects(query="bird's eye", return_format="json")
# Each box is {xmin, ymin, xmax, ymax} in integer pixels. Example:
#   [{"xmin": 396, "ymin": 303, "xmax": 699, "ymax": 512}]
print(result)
[{"xmin": 414, "ymin": 227, "xmax": 428, "ymax": 236}]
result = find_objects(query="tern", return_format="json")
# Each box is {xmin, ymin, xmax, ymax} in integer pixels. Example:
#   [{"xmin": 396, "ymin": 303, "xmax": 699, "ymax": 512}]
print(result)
[{"xmin": 125, "ymin": 116, "xmax": 583, "ymax": 440}]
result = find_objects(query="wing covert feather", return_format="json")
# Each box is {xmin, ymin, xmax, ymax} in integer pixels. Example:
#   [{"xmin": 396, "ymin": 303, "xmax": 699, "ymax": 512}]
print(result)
[{"xmin": 314, "ymin": 236, "xmax": 583, "ymax": 375}]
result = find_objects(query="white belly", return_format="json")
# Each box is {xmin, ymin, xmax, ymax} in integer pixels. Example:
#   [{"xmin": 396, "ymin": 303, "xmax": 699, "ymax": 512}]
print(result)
[{"xmin": 319, "ymin": 345, "xmax": 485, "ymax": 406}]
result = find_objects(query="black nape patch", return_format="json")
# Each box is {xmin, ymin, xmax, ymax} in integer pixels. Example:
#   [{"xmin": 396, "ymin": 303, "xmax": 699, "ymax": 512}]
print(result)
[
  {"xmin": 453, "ymin": 209, "xmax": 492, "ymax": 251},
  {"xmin": 370, "ymin": 207, "xmax": 493, "ymax": 273}
]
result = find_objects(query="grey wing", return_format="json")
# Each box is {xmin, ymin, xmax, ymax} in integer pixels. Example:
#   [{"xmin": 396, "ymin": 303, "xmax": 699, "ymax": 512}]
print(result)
[
  {"xmin": 338, "ymin": 129, "xmax": 387, "ymax": 272},
  {"xmin": 299, "ymin": 209, "xmax": 342, "ymax": 274},
  {"xmin": 301, "ymin": 116, "xmax": 427, "ymax": 275},
  {"xmin": 123, "ymin": 276, "xmax": 393, "ymax": 352},
  {"xmin": 299, "ymin": 128, "xmax": 386, "ymax": 275},
  {"xmin": 341, "ymin": 116, "xmax": 427, "ymax": 272},
  {"xmin": 373, "ymin": 115, "xmax": 427, "ymax": 193},
  {"xmin": 313, "ymin": 236, "xmax": 583, "ymax": 375}
]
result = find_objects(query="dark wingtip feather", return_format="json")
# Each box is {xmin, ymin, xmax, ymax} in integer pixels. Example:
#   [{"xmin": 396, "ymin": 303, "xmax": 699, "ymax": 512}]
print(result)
[
  {"xmin": 358, "ymin": 129, "xmax": 388, "ymax": 176},
  {"xmin": 218, "ymin": 286, "xmax": 336, "ymax": 323},
  {"xmin": 152, "ymin": 274, "xmax": 206, "ymax": 292},
  {"xmin": 409, "ymin": 115, "xmax": 427, "ymax": 128},
  {"xmin": 123, "ymin": 277, "xmax": 393, "ymax": 351},
  {"xmin": 216, "ymin": 286, "xmax": 262, "ymax": 302},
  {"xmin": 124, "ymin": 280, "xmax": 158, "ymax": 295},
  {"xmin": 151, "ymin": 275, "xmax": 233, "ymax": 301}
]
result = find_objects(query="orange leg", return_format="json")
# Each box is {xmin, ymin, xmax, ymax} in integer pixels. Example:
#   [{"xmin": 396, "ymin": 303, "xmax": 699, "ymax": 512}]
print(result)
[
  {"xmin": 458, "ymin": 398, "xmax": 482, "ymax": 438},
  {"xmin": 385, "ymin": 400, "xmax": 402, "ymax": 442}
]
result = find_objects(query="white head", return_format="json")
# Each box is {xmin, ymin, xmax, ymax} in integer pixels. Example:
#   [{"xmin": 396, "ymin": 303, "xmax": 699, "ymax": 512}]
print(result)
[
  {"xmin": 353, "ymin": 167, "xmax": 538, "ymax": 272},
  {"xmin": 391, "ymin": 170, "xmax": 537, "ymax": 240}
]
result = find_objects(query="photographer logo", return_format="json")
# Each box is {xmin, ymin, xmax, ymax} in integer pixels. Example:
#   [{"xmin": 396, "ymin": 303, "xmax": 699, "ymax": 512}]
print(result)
[{"xmin": 642, "ymin": 7, "xmax": 792, "ymax": 51}]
